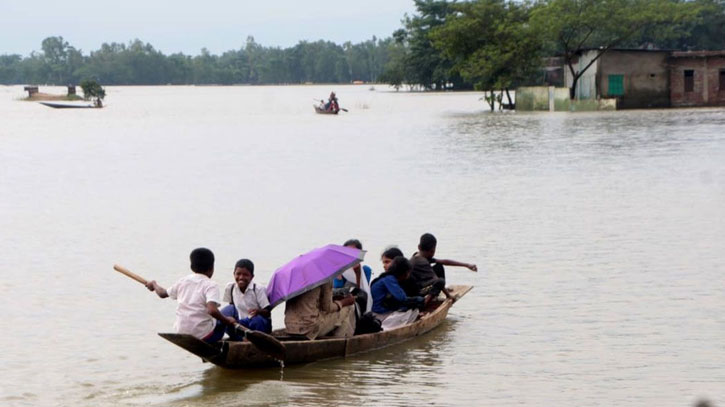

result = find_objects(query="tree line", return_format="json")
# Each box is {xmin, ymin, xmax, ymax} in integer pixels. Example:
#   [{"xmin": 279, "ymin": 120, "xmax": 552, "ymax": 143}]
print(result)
[
  {"xmin": 0, "ymin": 36, "xmax": 395, "ymax": 86},
  {"xmin": 2, "ymin": 0, "xmax": 724, "ymax": 98}
]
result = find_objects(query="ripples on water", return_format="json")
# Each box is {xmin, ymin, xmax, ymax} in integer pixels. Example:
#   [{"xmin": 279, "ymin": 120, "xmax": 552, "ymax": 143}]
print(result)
[{"xmin": 0, "ymin": 86, "xmax": 723, "ymax": 406}]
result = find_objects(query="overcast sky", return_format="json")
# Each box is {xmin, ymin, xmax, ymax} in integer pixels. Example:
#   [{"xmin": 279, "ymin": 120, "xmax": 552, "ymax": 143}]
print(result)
[{"xmin": 0, "ymin": 0, "xmax": 417, "ymax": 56}]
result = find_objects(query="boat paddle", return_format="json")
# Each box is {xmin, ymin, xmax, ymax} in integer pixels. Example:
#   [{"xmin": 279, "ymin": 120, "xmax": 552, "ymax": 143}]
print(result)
[{"xmin": 113, "ymin": 264, "xmax": 286, "ymax": 361}]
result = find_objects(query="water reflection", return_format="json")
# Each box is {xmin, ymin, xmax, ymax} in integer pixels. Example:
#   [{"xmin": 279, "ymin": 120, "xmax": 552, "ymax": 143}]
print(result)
[
  {"xmin": 457, "ymin": 112, "xmax": 681, "ymax": 156},
  {"xmin": 155, "ymin": 321, "xmax": 456, "ymax": 407}
]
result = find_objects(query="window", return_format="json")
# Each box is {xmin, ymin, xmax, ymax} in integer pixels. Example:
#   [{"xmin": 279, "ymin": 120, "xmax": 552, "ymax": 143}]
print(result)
[
  {"xmin": 608, "ymin": 74, "xmax": 624, "ymax": 96},
  {"xmin": 720, "ymin": 69, "xmax": 725, "ymax": 91},
  {"xmin": 684, "ymin": 70, "xmax": 694, "ymax": 93}
]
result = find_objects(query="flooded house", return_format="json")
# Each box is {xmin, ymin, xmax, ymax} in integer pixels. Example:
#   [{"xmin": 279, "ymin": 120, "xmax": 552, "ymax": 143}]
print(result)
[
  {"xmin": 669, "ymin": 51, "xmax": 725, "ymax": 107},
  {"xmin": 563, "ymin": 49, "xmax": 671, "ymax": 109}
]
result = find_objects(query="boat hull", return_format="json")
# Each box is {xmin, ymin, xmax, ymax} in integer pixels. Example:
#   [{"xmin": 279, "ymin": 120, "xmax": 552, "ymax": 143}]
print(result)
[
  {"xmin": 39, "ymin": 101, "xmax": 98, "ymax": 109},
  {"xmin": 314, "ymin": 105, "xmax": 338, "ymax": 115},
  {"xmin": 159, "ymin": 285, "xmax": 472, "ymax": 369}
]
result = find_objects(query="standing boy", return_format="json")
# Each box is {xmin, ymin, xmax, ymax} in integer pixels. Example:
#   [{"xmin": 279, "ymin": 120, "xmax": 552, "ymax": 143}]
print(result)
[
  {"xmin": 221, "ymin": 259, "xmax": 272, "ymax": 337},
  {"xmin": 145, "ymin": 247, "xmax": 235, "ymax": 343}
]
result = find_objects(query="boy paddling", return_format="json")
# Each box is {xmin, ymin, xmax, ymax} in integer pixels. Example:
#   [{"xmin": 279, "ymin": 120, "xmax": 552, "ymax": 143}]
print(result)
[{"xmin": 145, "ymin": 248, "xmax": 235, "ymax": 343}]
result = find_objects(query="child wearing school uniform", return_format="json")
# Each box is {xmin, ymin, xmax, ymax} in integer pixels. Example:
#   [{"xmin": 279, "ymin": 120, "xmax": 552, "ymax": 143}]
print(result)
[
  {"xmin": 145, "ymin": 247, "xmax": 235, "ymax": 343},
  {"xmin": 370, "ymin": 256, "xmax": 425, "ymax": 330},
  {"xmin": 221, "ymin": 259, "xmax": 272, "ymax": 337}
]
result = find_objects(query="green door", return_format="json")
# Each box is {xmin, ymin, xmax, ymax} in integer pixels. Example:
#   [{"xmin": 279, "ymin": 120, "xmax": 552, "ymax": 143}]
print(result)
[{"xmin": 608, "ymin": 74, "xmax": 624, "ymax": 96}]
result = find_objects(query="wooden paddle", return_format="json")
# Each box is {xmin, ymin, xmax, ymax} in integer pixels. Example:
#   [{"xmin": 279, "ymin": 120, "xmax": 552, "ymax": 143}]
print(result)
[{"xmin": 113, "ymin": 264, "xmax": 286, "ymax": 361}]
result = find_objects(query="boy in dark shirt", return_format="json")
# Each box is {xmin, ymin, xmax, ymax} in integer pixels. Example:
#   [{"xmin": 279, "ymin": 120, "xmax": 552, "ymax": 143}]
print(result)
[{"xmin": 410, "ymin": 233, "xmax": 477, "ymax": 304}]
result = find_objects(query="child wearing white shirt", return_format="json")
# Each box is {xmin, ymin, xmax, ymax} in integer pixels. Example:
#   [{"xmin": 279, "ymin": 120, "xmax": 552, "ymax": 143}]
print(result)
[
  {"xmin": 146, "ymin": 248, "xmax": 235, "ymax": 342},
  {"xmin": 221, "ymin": 259, "xmax": 272, "ymax": 337}
]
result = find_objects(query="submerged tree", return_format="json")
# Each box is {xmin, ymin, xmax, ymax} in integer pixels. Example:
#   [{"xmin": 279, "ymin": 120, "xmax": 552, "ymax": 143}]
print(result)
[
  {"xmin": 432, "ymin": 0, "xmax": 542, "ymax": 109},
  {"xmin": 80, "ymin": 79, "xmax": 106, "ymax": 106}
]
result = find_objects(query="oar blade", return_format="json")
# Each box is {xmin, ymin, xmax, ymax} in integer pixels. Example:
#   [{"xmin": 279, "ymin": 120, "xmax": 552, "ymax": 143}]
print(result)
[
  {"xmin": 237, "ymin": 328, "xmax": 287, "ymax": 361},
  {"xmin": 158, "ymin": 333, "xmax": 224, "ymax": 359}
]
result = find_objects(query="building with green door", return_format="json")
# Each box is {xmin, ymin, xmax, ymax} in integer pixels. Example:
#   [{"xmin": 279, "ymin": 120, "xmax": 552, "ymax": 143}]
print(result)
[{"xmin": 563, "ymin": 49, "xmax": 671, "ymax": 109}]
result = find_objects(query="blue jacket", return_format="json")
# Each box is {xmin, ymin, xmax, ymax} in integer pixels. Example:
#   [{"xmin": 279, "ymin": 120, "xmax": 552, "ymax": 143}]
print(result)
[{"xmin": 371, "ymin": 274, "xmax": 422, "ymax": 314}]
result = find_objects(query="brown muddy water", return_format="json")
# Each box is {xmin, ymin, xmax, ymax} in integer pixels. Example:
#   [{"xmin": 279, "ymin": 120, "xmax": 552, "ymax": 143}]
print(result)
[{"xmin": 1, "ymin": 85, "xmax": 723, "ymax": 406}]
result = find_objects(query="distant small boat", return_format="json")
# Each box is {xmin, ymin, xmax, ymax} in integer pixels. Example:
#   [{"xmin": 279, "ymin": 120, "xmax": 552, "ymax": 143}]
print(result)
[
  {"xmin": 39, "ymin": 101, "xmax": 99, "ymax": 109},
  {"xmin": 314, "ymin": 105, "xmax": 338, "ymax": 115}
]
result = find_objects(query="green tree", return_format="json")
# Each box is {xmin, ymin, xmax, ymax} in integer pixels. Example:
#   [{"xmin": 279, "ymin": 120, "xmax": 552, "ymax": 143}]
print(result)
[
  {"xmin": 432, "ymin": 0, "xmax": 542, "ymax": 109},
  {"xmin": 0, "ymin": 54, "xmax": 22, "ymax": 84},
  {"xmin": 627, "ymin": 0, "xmax": 725, "ymax": 50},
  {"xmin": 3, "ymin": 35, "xmax": 395, "ymax": 86},
  {"xmin": 80, "ymin": 79, "xmax": 106, "ymax": 105},
  {"xmin": 41, "ymin": 36, "xmax": 79, "ymax": 84},
  {"xmin": 383, "ymin": 0, "xmax": 466, "ymax": 90}
]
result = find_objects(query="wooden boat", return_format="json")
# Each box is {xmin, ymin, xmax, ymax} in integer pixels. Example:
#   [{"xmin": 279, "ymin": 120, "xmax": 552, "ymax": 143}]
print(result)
[
  {"xmin": 314, "ymin": 105, "xmax": 338, "ymax": 115},
  {"xmin": 160, "ymin": 284, "xmax": 472, "ymax": 369},
  {"xmin": 39, "ymin": 101, "xmax": 99, "ymax": 109}
]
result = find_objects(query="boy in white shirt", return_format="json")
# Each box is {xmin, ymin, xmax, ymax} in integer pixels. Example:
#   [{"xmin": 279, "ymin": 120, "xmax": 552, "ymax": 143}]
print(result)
[
  {"xmin": 221, "ymin": 259, "xmax": 272, "ymax": 337},
  {"xmin": 146, "ymin": 248, "xmax": 235, "ymax": 343}
]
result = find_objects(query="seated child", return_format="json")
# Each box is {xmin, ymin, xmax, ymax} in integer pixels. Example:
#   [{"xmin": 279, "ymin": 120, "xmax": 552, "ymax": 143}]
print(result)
[
  {"xmin": 333, "ymin": 239, "xmax": 372, "ymax": 316},
  {"xmin": 145, "ymin": 248, "xmax": 235, "ymax": 343},
  {"xmin": 220, "ymin": 259, "xmax": 272, "ymax": 338},
  {"xmin": 410, "ymin": 233, "xmax": 477, "ymax": 303},
  {"xmin": 380, "ymin": 246, "xmax": 404, "ymax": 272},
  {"xmin": 370, "ymin": 256, "xmax": 425, "ymax": 331}
]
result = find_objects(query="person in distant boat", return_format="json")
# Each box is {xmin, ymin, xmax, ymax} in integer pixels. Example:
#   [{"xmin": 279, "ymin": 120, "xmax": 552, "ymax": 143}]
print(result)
[
  {"xmin": 284, "ymin": 279, "xmax": 356, "ymax": 340},
  {"xmin": 409, "ymin": 233, "xmax": 477, "ymax": 304},
  {"xmin": 145, "ymin": 248, "xmax": 236, "ymax": 343},
  {"xmin": 333, "ymin": 239, "xmax": 372, "ymax": 316},
  {"xmin": 324, "ymin": 91, "xmax": 339, "ymax": 112},
  {"xmin": 370, "ymin": 256, "xmax": 425, "ymax": 330},
  {"xmin": 220, "ymin": 259, "xmax": 272, "ymax": 336}
]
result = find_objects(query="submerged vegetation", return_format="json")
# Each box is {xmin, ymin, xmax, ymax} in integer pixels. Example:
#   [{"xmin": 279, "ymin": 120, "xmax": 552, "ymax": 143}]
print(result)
[
  {"xmin": 1, "ymin": 0, "xmax": 724, "ymax": 98},
  {"xmin": 79, "ymin": 79, "xmax": 106, "ymax": 101}
]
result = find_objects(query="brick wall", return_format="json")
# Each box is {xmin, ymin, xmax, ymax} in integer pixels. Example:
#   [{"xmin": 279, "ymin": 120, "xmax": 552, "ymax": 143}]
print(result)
[
  {"xmin": 670, "ymin": 56, "xmax": 725, "ymax": 107},
  {"xmin": 599, "ymin": 50, "xmax": 670, "ymax": 109}
]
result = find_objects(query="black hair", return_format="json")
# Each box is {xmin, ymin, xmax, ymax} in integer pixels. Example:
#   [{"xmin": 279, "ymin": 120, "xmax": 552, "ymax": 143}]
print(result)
[
  {"xmin": 381, "ymin": 246, "xmax": 404, "ymax": 260},
  {"xmin": 388, "ymin": 256, "xmax": 412, "ymax": 278},
  {"xmin": 190, "ymin": 248, "xmax": 214, "ymax": 273},
  {"xmin": 343, "ymin": 239, "xmax": 362, "ymax": 250},
  {"xmin": 419, "ymin": 233, "xmax": 437, "ymax": 252},
  {"xmin": 234, "ymin": 258, "xmax": 255, "ymax": 275}
]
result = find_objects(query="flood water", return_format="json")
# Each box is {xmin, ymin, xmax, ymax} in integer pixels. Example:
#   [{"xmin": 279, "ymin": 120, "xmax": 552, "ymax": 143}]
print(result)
[{"xmin": 1, "ymin": 85, "xmax": 724, "ymax": 407}]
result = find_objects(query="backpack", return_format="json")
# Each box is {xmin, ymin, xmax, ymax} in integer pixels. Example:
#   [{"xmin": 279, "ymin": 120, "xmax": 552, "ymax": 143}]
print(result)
[{"xmin": 355, "ymin": 312, "xmax": 382, "ymax": 335}]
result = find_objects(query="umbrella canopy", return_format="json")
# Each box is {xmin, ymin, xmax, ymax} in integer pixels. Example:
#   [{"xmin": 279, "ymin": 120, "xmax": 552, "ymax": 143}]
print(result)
[{"xmin": 267, "ymin": 244, "xmax": 366, "ymax": 308}]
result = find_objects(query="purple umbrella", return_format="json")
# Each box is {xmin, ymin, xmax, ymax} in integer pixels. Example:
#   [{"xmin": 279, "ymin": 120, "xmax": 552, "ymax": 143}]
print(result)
[{"xmin": 267, "ymin": 244, "xmax": 366, "ymax": 308}]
